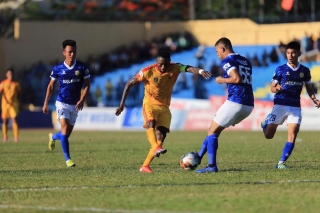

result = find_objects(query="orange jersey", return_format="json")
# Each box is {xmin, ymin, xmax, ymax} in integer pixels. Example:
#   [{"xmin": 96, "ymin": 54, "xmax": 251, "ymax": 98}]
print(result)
[
  {"xmin": 0, "ymin": 79, "xmax": 21, "ymax": 108},
  {"xmin": 136, "ymin": 63, "xmax": 185, "ymax": 106}
]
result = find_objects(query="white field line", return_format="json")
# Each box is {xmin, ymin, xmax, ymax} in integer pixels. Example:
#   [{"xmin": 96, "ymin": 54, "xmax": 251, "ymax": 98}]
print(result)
[
  {"xmin": 0, "ymin": 204, "xmax": 215, "ymax": 213},
  {"xmin": 1, "ymin": 179, "xmax": 320, "ymax": 193}
]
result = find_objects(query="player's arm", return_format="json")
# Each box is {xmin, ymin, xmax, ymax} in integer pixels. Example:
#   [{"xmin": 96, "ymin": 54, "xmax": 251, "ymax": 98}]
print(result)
[
  {"xmin": 216, "ymin": 68, "xmax": 241, "ymax": 84},
  {"xmin": 182, "ymin": 64, "xmax": 211, "ymax": 79},
  {"xmin": 76, "ymin": 78, "xmax": 91, "ymax": 111},
  {"xmin": 42, "ymin": 79, "xmax": 56, "ymax": 114},
  {"xmin": 305, "ymin": 82, "xmax": 320, "ymax": 108},
  {"xmin": 115, "ymin": 76, "xmax": 139, "ymax": 116},
  {"xmin": 270, "ymin": 80, "xmax": 282, "ymax": 93}
]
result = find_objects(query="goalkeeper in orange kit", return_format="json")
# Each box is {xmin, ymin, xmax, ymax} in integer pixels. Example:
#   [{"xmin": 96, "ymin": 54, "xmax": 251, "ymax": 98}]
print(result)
[{"xmin": 115, "ymin": 51, "xmax": 211, "ymax": 173}]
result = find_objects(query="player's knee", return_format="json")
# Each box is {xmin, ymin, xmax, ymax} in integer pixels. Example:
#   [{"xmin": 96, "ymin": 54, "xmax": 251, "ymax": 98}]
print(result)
[{"xmin": 156, "ymin": 126, "xmax": 168, "ymax": 138}]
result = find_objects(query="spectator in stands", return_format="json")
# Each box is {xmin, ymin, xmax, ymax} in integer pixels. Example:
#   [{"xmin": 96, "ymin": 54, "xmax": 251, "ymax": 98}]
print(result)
[
  {"xmin": 301, "ymin": 32, "xmax": 309, "ymax": 53},
  {"xmin": 195, "ymin": 44, "xmax": 207, "ymax": 68},
  {"xmin": 270, "ymin": 47, "xmax": 279, "ymax": 63},
  {"xmin": 94, "ymin": 86, "xmax": 102, "ymax": 106},
  {"xmin": 116, "ymin": 76, "xmax": 126, "ymax": 103},
  {"xmin": 316, "ymin": 31, "xmax": 320, "ymax": 62},
  {"xmin": 210, "ymin": 62, "xmax": 222, "ymax": 78},
  {"xmin": 252, "ymin": 53, "xmax": 261, "ymax": 67},
  {"xmin": 177, "ymin": 33, "xmax": 189, "ymax": 51},
  {"xmin": 105, "ymin": 78, "xmax": 113, "ymax": 106}
]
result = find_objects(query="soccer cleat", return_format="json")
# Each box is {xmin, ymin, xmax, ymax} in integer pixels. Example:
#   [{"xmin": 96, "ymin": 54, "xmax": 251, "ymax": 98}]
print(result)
[
  {"xmin": 153, "ymin": 146, "xmax": 167, "ymax": 158},
  {"xmin": 276, "ymin": 163, "xmax": 288, "ymax": 169},
  {"xmin": 195, "ymin": 166, "xmax": 218, "ymax": 173},
  {"xmin": 66, "ymin": 159, "xmax": 76, "ymax": 167},
  {"xmin": 48, "ymin": 133, "xmax": 55, "ymax": 151},
  {"xmin": 140, "ymin": 165, "xmax": 153, "ymax": 173},
  {"xmin": 261, "ymin": 113, "xmax": 271, "ymax": 129},
  {"xmin": 14, "ymin": 138, "xmax": 19, "ymax": 143},
  {"xmin": 3, "ymin": 137, "xmax": 8, "ymax": 142}
]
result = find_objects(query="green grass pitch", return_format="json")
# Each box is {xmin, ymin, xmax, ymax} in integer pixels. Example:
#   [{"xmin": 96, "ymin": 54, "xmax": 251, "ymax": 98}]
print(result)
[{"xmin": 1, "ymin": 129, "xmax": 320, "ymax": 213}]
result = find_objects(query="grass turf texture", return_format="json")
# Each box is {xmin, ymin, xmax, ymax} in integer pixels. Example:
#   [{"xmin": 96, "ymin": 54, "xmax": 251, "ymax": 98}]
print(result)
[{"xmin": 1, "ymin": 129, "xmax": 320, "ymax": 213}]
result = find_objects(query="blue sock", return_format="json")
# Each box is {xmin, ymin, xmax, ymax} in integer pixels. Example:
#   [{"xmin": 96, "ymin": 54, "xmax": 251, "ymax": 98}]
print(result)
[
  {"xmin": 280, "ymin": 142, "xmax": 295, "ymax": 162},
  {"xmin": 52, "ymin": 131, "xmax": 62, "ymax": 140},
  {"xmin": 60, "ymin": 134, "xmax": 71, "ymax": 161},
  {"xmin": 197, "ymin": 136, "xmax": 208, "ymax": 158},
  {"xmin": 207, "ymin": 134, "xmax": 218, "ymax": 167}
]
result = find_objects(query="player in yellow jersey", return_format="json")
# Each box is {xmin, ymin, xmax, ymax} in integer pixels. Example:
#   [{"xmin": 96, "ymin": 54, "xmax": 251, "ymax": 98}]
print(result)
[
  {"xmin": 115, "ymin": 51, "xmax": 211, "ymax": 173},
  {"xmin": 0, "ymin": 68, "xmax": 21, "ymax": 142}
]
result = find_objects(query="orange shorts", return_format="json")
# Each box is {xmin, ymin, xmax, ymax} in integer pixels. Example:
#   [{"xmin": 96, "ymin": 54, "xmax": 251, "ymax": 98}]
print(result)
[
  {"xmin": 1, "ymin": 105, "xmax": 18, "ymax": 119},
  {"xmin": 142, "ymin": 103, "xmax": 171, "ymax": 129}
]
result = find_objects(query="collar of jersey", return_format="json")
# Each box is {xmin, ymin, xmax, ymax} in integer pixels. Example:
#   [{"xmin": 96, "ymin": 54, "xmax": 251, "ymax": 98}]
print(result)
[
  {"xmin": 64, "ymin": 60, "xmax": 77, "ymax": 70},
  {"xmin": 286, "ymin": 62, "xmax": 300, "ymax": 71}
]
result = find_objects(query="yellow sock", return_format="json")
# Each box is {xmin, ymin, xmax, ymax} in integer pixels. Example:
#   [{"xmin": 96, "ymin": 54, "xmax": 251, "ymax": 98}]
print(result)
[
  {"xmin": 142, "ymin": 147, "xmax": 155, "ymax": 166},
  {"xmin": 146, "ymin": 128, "xmax": 158, "ymax": 148},
  {"xmin": 2, "ymin": 123, "xmax": 7, "ymax": 139},
  {"xmin": 12, "ymin": 122, "xmax": 19, "ymax": 139}
]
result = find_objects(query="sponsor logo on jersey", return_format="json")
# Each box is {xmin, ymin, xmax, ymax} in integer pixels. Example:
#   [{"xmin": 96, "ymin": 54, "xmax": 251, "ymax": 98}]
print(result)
[
  {"xmin": 300, "ymin": 72, "xmax": 304, "ymax": 78},
  {"xmin": 286, "ymin": 72, "xmax": 290, "ymax": 75},
  {"xmin": 75, "ymin": 70, "xmax": 80, "ymax": 76},
  {"xmin": 223, "ymin": 63, "xmax": 231, "ymax": 70},
  {"xmin": 63, "ymin": 79, "xmax": 81, "ymax": 84},
  {"xmin": 154, "ymin": 77, "xmax": 158, "ymax": 82},
  {"xmin": 285, "ymin": 81, "xmax": 303, "ymax": 86},
  {"xmin": 61, "ymin": 70, "xmax": 66, "ymax": 75}
]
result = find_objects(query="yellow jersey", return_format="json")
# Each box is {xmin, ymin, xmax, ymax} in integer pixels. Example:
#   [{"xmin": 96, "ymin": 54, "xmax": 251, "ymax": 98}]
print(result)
[
  {"xmin": 0, "ymin": 79, "xmax": 21, "ymax": 108},
  {"xmin": 136, "ymin": 63, "xmax": 185, "ymax": 106}
]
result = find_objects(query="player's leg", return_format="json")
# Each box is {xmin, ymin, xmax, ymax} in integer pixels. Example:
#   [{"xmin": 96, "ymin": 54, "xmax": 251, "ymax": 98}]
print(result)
[
  {"xmin": 9, "ymin": 106, "xmax": 19, "ymax": 142},
  {"xmin": 154, "ymin": 106, "xmax": 170, "ymax": 157},
  {"xmin": 140, "ymin": 104, "xmax": 158, "ymax": 172},
  {"xmin": 262, "ymin": 105, "xmax": 286, "ymax": 139},
  {"xmin": 2, "ymin": 106, "xmax": 9, "ymax": 142},
  {"xmin": 276, "ymin": 109, "xmax": 301, "ymax": 169}
]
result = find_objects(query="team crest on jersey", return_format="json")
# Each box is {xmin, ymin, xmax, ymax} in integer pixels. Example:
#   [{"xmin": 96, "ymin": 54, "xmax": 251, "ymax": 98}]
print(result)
[
  {"xmin": 223, "ymin": 63, "xmax": 231, "ymax": 70},
  {"xmin": 75, "ymin": 70, "xmax": 80, "ymax": 76},
  {"xmin": 300, "ymin": 72, "xmax": 304, "ymax": 78},
  {"xmin": 85, "ymin": 69, "xmax": 89, "ymax": 74},
  {"xmin": 154, "ymin": 77, "xmax": 158, "ymax": 82},
  {"xmin": 286, "ymin": 72, "xmax": 290, "ymax": 75}
]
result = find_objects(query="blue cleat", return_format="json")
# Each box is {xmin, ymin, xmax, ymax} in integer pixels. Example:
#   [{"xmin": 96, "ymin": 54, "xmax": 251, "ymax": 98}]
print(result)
[
  {"xmin": 261, "ymin": 113, "xmax": 271, "ymax": 129},
  {"xmin": 195, "ymin": 166, "xmax": 218, "ymax": 173}
]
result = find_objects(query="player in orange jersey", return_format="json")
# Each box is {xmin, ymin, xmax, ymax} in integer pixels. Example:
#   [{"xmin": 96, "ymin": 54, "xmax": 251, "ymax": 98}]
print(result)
[
  {"xmin": 0, "ymin": 68, "xmax": 21, "ymax": 142},
  {"xmin": 115, "ymin": 51, "xmax": 211, "ymax": 173}
]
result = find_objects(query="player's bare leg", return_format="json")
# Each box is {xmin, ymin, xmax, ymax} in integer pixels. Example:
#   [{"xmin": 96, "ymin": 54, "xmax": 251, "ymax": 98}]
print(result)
[
  {"xmin": 2, "ymin": 118, "xmax": 8, "ymax": 142},
  {"xmin": 11, "ymin": 117, "xmax": 19, "ymax": 142}
]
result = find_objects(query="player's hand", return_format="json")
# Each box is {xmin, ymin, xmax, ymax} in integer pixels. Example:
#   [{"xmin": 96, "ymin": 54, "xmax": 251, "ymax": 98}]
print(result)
[
  {"xmin": 42, "ymin": 105, "xmax": 48, "ymax": 114},
  {"xmin": 75, "ymin": 100, "xmax": 84, "ymax": 111},
  {"xmin": 215, "ymin": 76, "xmax": 224, "ymax": 84},
  {"xmin": 275, "ymin": 84, "xmax": 282, "ymax": 93},
  {"xmin": 201, "ymin": 71, "xmax": 212, "ymax": 79},
  {"xmin": 115, "ymin": 106, "xmax": 124, "ymax": 116},
  {"xmin": 312, "ymin": 99, "xmax": 320, "ymax": 108}
]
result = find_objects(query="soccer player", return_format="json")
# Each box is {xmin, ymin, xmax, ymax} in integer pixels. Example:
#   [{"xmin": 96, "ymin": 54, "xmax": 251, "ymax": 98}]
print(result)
[
  {"xmin": 42, "ymin": 39, "xmax": 91, "ymax": 168},
  {"xmin": 195, "ymin": 37, "xmax": 254, "ymax": 173},
  {"xmin": 0, "ymin": 68, "xmax": 21, "ymax": 142},
  {"xmin": 261, "ymin": 41, "xmax": 320, "ymax": 169},
  {"xmin": 115, "ymin": 51, "xmax": 211, "ymax": 173}
]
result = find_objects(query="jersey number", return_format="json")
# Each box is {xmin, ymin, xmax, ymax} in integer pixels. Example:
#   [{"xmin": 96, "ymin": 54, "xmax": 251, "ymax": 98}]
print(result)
[{"xmin": 239, "ymin": 65, "xmax": 252, "ymax": 84}]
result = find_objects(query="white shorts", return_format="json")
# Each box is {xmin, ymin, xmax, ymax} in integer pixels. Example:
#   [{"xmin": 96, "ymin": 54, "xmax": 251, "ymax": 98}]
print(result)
[
  {"xmin": 268, "ymin": 105, "xmax": 301, "ymax": 125},
  {"xmin": 214, "ymin": 100, "xmax": 254, "ymax": 128},
  {"xmin": 55, "ymin": 101, "xmax": 78, "ymax": 126}
]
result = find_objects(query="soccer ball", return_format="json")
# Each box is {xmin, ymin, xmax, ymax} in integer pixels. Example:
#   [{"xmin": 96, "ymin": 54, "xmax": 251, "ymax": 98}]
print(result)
[{"xmin": 179, "ymin": 152, "xmax": 200, "ymax": 171}]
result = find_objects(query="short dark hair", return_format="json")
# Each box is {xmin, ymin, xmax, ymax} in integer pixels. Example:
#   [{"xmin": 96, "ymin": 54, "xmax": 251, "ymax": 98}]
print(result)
[
  {"xmin": 286, "ymin": 41, "xmax": 300, "ymax": 51},
  {"xmin": 6, "ymin": 68, "xmax": 14, "ymax": 74},
  {"xmin": 157, "ymin": 51, "xmax": 171, "ymax": 60},
  {"xmin": 215, "ymin": 37, "xmax": 232, "ymax": 50},
  {"xmin": 62, "ymin": 39, "xmax": 76, "ymax": 49}
]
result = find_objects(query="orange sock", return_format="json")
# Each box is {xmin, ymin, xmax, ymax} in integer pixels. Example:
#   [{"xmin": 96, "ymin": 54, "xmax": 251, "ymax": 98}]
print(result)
[
  {"xmin": 2, "ymin": 123, "xmax": 7, "ymax": 139},
  {"xmin": 146, "ymin": 128, "xmax": 158, "ymax": 148},
  {"xmin": 12, "ymin": 122, "xmax": 19, "ymax": 140},
  {"xmin": 157, "ymin": 140, "xmax": 163, "ymax": 147},
  {"xmin": 142, "ymin": 147, "xmax": 155, "ymax": 166}
]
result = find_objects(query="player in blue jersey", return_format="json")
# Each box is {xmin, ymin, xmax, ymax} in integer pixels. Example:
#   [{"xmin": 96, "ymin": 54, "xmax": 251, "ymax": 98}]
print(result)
[
  {"xmin": 261, "ymin": 41, "xmax": 320, "ymax": 169},
  {"xmin": 42, "ymin": 39, "xmax": 91, "ymax": 168},
  {"xmin": 195, "ymin": 37, "xmax": 254, "ymax": 173}
]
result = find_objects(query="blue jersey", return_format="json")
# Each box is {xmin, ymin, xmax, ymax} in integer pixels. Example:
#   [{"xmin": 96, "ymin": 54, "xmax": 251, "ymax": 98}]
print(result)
[
  {"xmin": 272, "ymin": 63, "xmax": 311, "ymax": 107},
  {"xmin": 221, "ymin": 53, "xmax": 254, "ymax": 106},
  {"xmin": 50, "ymin": 60, "xmax": 90, "ymax": 105}
]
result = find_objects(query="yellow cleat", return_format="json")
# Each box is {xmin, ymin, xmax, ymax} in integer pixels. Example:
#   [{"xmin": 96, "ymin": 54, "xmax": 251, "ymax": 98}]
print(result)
[
  {"xmin": 48, "ymin": 133, "xmax": 55, "ymax": 151},
  {"xmin": 66, "ymin": 159, "xmax": 76, "ymax": 167}
]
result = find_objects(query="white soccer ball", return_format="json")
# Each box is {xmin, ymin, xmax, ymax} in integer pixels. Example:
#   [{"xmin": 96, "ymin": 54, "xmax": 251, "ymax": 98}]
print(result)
[{"xmin": 179, "ymin": 152, "xmax": 200, "ymax": 171}]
